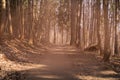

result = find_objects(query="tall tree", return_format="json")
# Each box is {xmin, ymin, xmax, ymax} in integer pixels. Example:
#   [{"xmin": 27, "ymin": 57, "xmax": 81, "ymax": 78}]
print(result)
[
  {"xmin": 96, "ymin": 0, "xmax": 102, "ymax": 55},
  {"xmin": 103, "ymin": 0, "xmax": 111, "ymax": 62},
  {"xmin": 70, "ymin": 0, "xmax": 77, "ymax": 46},
  {"xmin": 114, "ymin": 0, "xmax": 119, "ymax": 55},
  {"xmin": 0, "ymin": 0, "xmax": 6, "ymax": 36}
]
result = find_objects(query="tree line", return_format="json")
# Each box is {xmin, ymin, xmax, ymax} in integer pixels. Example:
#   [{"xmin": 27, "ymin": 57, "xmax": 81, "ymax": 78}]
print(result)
[{"xmin": 0, "ymin": 0, "xmax": 120, "ymax": 62}]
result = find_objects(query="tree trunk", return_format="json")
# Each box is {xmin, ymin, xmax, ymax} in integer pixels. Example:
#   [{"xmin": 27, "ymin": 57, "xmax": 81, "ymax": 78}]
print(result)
[
  {"xmin": 103, "ymin": 0, "xmax": 111, "ymax": 62},
  {"xmin": 70, "ymin": 0, "xmax": 77, "ymax": 46},
  {"xmin": 114, "ymin": 0, "xmax": 119, "ymax": 55},
  {"xmin": 96, "ymin": 0, "xmax": 102, "ymax": 55}
]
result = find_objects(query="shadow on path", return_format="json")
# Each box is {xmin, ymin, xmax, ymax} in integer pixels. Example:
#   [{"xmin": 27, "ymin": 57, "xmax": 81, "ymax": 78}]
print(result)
[{"xmin": 23, "ymin": 52, "xmax": 120, "ymax": 80}]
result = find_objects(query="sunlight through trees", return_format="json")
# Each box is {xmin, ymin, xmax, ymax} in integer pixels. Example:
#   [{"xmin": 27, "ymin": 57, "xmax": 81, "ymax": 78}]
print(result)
[{"xmin": 0, "ymin": 0, "xmax": 120, "ymax": 78}]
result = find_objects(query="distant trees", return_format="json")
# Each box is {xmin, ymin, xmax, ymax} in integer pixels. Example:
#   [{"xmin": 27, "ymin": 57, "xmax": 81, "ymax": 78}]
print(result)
[
  {"xmin": 0, "ymin": 0, "xmax": 120, "ymax": 62},
  {"xmin": 0, "ymin": 0, "xmax": 58, "ymax": 45},
  {"xmin": 59, "ymin": 0, "xmax": 120, "ymax": 62}
]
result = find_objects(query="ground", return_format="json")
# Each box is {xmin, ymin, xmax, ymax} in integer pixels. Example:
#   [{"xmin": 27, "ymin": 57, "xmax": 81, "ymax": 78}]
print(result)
[
  {"xmin": 0, "ymin": 40, "xmax": 120, "ymax": 80},
  {"xmin": 24, "ymin": 51, "xmax": 119, "ymax": 80}
]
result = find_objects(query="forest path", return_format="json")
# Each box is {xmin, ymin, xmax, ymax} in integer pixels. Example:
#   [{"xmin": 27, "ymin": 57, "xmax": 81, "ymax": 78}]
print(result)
[{"xmin": 24, "ymin": 47, "xmax": 119, "ymax": 80}]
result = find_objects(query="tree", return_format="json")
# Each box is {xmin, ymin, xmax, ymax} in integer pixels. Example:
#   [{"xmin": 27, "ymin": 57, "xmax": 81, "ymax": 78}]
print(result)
[
  {"xmin": 70, "ymin": 0, "xmax": 77, "ymax": 46},
  {"xmin": 114, "ymin": 0, "xmax": 119, "ymax": 55},
  {"xmin": 0, "ymin": 0, "xmax": 6, "ymax": 36},
  {"xmin": 102, "ymin": 0, "xmax": 111, "ymax": 62}
]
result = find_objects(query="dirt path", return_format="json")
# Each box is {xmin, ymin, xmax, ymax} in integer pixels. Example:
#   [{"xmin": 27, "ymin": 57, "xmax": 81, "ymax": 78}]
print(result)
[
  {"xmin": 23, "ymin": 50, "xmax": 119, "ymax": 80},
  {"xmin": 1, "ymin": 42, "xmax": 119, "ymax": 80}
]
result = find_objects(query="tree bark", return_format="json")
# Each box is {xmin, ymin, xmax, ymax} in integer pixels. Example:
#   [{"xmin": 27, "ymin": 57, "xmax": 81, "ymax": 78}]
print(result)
[{"xmin": 103, "ymin": 0, "xmax": 111, "ymax": 62}]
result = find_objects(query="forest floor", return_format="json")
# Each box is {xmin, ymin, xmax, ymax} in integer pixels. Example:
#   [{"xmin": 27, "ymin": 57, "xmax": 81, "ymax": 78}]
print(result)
[{"xmin": 0, "ymin": 40, "xmax": 120, "ymax": 80}]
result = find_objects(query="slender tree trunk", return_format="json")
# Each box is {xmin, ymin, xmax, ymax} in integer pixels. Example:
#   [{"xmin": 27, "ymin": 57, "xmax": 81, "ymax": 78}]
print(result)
[
  {"xmin": 70, "ymin": 0, "xmax": 77, "ymax": 46},
  {"xmin": 103, "ymin": 0, "xmax": 111, "ymax": 62},
  {"xmin": 20, "ymin": 0, "xmax": 25, "ymax": 40},
  {"xmin": 96, "ymin": 0, "xmax": 102, "ymax": 55},
  {"xmin": 7, "ymin": 0, "xmax": 13, "ymax": 35},
  {"xmin": 0, "ymin": 0, "xmax": 6, "ymax": 36},
  {"xmin": 77, "ymin": 0, "xmax": 82, "ymax": 48},
  {"xmin": 114, "ymin": 0, "xmax": 119, "ymax": 55}
]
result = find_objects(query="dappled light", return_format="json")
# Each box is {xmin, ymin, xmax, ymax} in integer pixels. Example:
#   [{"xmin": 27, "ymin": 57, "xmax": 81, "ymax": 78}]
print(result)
[
  {"xmin": 0, "ymin": 0, "xmax": 120, "ymax": 80},
  {"xmin": 38, "ymin": 75, "xmax": 62, "ymax": 79}
]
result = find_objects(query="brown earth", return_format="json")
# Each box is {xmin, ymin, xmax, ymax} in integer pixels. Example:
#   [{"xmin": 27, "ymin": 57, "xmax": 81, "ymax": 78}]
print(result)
[
  {"xmin": 0, "ymin": 40, "xmax": 120, "ymax": 80},
  {"xmin": 24, "ymin": 51, "xmax": 120, "ymax": 80}
]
